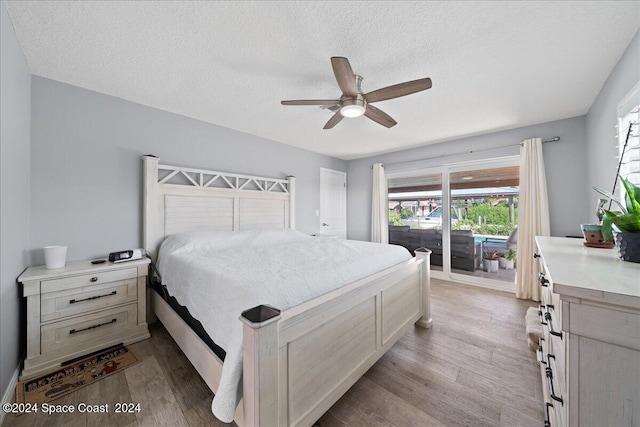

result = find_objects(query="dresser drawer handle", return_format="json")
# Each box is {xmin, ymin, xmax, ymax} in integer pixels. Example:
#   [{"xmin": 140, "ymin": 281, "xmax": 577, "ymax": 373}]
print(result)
[
  {"xmin": 69, "ymin": 318, "xmax": 117, "ymax": 335},
  {"xmin": 539, "ymin": 306, "xmax": 548, "ymax": 325},
  {"xmin": 537, "ymin": 338, "xmax": 547, "ymax": 365},
  {"xmin": 90, "ymin": 277, "xmax": 98, "ymax": 282},
  {"xmin": 70, "ymin": 291, "xmax": 117, "ymax": 304},
  {"xmin": 544, "ymin": 310, "xmax": 563, "ymax": 339},
  {"xmin": 539, "ymin": 273, "xmax": 549, "ymax": 287},
  {"xmin": 544, "ymin": 402, "xmax": 553, "ymax": 427},
  {"xmin": 545, "ymin": 355, "xmax": 564, "ymax": 405}
]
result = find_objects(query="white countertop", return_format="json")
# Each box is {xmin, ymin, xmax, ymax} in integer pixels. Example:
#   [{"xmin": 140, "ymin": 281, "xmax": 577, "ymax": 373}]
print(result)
[{"xmin": 536, "ymin": 236, "xmax": 640, "ymax": 303}]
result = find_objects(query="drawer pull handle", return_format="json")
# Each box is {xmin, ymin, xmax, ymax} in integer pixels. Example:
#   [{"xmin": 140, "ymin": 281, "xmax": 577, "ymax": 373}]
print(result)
[
  {"xmin": 539, "ymin": 306, "xmax": 548, "ymax": 325},
  {"xmin": 544, "ymin": 402, "xmax": 553, "ymax": 427},
  {"xmin": 539, "ymin": 273, "xmax": 549, "ymax": 287},
  {"xmin": 544, "ymin": 309, "xmax": 563, "ymax": 339},
  {"xmin": 545, "ymin": 354, "xmax": 564, "ymax": 405},
  {"xmin": 534, "ymin": 253, "xmax": 541, "ymax": 259},
  {"xmin": 70, "ymin": 291, "xmax": 117, "ymax": 304},
  {"xmin": 537, "ymin": 339, "xmax": 547, "ymax": 365},
  {"xmin": 90, "ymin": 277, "xmax": 98, "ymax": 282},
  {"xmin": 69, "ymin": 318, "xmax": 116, "ymax": 335}
]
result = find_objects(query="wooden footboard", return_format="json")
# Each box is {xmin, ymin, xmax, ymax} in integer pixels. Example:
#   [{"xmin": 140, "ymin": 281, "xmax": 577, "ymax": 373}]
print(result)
[{"xmin": 240, "ymin": 250, "xmax": 431, "ymax": 427}]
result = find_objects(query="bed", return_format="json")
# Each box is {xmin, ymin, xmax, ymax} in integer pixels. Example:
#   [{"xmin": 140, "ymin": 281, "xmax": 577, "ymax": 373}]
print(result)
[{"xmin": 142, "ymin": 156, "xmax": 432, "ymax": 426}]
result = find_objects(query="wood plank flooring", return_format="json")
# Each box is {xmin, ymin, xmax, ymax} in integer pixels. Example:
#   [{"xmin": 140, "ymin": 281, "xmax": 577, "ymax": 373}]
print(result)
[{"xmin": 3, "ymin": 279, "xmax": 541, "ymax": 427}]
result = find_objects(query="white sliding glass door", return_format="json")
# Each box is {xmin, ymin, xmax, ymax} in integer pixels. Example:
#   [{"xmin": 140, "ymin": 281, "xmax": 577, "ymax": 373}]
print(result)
[{"xmin": 387, "ymin": 157, "xmax": 519, "ymax": 292}]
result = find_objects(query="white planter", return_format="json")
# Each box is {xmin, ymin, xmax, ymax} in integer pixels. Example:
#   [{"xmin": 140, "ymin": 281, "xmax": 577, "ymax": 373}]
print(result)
[
  {"xmin": 44, "ymin": 245, "xmax": 67, "ymax": 269},
  {"xmin": 499, "ymin": 257, "xmax": 514, "ymax": 270},
  {"xmin": 483, "ymin": 259, "xmax": 499, "ymax": 273}
]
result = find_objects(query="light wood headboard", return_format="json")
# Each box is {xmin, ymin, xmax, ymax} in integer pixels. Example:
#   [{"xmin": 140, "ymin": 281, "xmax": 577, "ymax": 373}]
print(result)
[{"xmin": 142, "ymin": 156, "xmax": 296, "ymax": 258}]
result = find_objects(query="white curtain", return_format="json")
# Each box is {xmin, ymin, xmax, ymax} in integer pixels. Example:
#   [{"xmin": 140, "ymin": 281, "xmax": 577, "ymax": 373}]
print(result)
[
  {"xmin": 371, "ymin": 163, "xmax": 389, "ymax": 244},
  {"xmin": 516, "ymin": 138, "xmax": 550, "ymax": 301}
]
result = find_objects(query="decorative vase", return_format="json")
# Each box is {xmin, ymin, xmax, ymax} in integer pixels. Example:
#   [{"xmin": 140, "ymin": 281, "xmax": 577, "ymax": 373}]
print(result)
[
  {"xmin": 580, "ymin": 224, "xmax": 614, "ymax": 248},
  {"xmin": 614, "ymin": 232, "xmax": 640, "ymax": 263}
]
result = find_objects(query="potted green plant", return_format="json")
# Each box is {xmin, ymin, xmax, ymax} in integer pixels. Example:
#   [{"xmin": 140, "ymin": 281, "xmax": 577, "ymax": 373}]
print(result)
[
  {"xmin": 483, "ymin": 249, "xmax": 499, "ymax": 273},
  {"xmin": 593, "ymin": 175, "xmax": 640, "ymax": 263},
  {"xmin": 499, "ymin": 248, "xmax": 517, "ymax": 270}
]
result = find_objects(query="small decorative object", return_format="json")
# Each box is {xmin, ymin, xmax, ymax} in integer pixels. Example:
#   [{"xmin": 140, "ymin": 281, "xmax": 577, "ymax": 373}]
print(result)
[
  {"xmin": 580, "ymin": 224, "xmax": 614, "ymax": 248},
  {"xmin": 593, "ymin": 175, "xmax": 640, "ymax": 263},
  {"xmin": 43, "ymin": 245, "xmax": 67, "ymax": 269},
  {"xmin": 596, "ymin": 198, "xmax": 607, "ymax": 222},
  {"xmin": 580, "ymin": 198, "xmax": 614, "ymax": 248},
  {"xmin": 499, "ymin": 248, "xmax": 517, "ymax": 270},
  {"xmin": 483, "ymin": 249, "xmax": 499, "ymax": 273}
]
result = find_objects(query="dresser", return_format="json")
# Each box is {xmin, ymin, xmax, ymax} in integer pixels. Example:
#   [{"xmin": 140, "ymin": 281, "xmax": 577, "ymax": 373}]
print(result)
[
  {"xmin": 18, "ymin": 258, "xmax": 151, "ymax": 379},
  {"xmin": 535, "ymin": 237, "xmax": 640, "ymax": 427}
]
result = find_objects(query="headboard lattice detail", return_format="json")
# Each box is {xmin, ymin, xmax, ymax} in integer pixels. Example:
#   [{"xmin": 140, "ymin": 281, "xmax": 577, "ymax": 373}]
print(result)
[{"xmin": 157, "ymin": 164, "xmax": 290, "ymax": 193}]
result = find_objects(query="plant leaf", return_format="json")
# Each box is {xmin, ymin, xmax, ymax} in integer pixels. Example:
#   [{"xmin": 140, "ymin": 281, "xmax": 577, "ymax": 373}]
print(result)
[
  {"xmin": 620, "ymin": 175, "xmax": 640, "ymax": 214},
  {"xmin": 601, "ymin": 213, "xmax": 614, "ymax": 242},
  {"xmin": 592, "ymin": 185, "xmax": 627, "ymax": 213},
  {"xmin": 609, "ymin": 212, "xmax": 640, "ymax": 233}
]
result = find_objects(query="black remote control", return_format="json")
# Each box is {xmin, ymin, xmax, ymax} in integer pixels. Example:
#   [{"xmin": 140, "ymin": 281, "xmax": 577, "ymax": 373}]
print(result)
[{"xmin": 91, "ymin": 259, "xmax": 106, "ymax": 265}]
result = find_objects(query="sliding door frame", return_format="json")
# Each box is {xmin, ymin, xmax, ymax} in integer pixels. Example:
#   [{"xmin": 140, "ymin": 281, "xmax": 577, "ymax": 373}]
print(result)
[{"xmin": 386, "ymin": 156, "xmax": 519, "ymax": 293}]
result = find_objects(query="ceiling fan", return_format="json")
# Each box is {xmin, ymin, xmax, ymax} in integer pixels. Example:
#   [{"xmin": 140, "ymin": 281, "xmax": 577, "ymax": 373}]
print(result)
[{"xmin": 281, "ymin": 57, "xmax": 432, "ymax": 129}]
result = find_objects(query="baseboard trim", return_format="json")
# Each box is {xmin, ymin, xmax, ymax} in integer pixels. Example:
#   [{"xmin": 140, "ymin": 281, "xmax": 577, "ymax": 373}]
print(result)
[
  {"xmin": 432, "ymin": 270, "xmax": 516, "ymax": 293},
  {"xmin": 0, "ymin": 365, "xmax": 20, "ymax": 425}
]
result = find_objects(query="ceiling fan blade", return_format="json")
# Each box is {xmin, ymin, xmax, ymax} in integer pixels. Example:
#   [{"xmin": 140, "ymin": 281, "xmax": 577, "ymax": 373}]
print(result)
[
  {"xmin": 331, "ymin": 57, "xmax": 358, "ymax": 97},
  {"xmin": 281, "ymin": 99, "xmax": 340, "ymax": 106},
  {"xmin": 364, "ymin": 78, "xmax": 432, "ymax": 103},
  {"xmin": 364, "ymin": 104, "xmax": 397, "ymax": 128},
  {"xmin": 323, "ymin": 111, "xmax": 344, "ymax": 129}
]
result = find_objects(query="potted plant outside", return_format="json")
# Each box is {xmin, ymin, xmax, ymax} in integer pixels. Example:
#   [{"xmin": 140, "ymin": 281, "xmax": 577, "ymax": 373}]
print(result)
[
  {"xmin": 593, "ymin": 175, "xmax": 640, "ymax": 263},
  {"xmin": 483, "ymin": 249, "xmax": 499, "ymax": 273},
  {"xmin": 499, "ymin": 248, "xmax": 517, "ymax": 270}
]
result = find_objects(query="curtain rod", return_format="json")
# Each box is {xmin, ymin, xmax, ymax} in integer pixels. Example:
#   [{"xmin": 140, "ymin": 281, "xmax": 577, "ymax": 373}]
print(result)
[{"xmin": 374, "ymin": 136, "xmax": 561, "ymax": 168}]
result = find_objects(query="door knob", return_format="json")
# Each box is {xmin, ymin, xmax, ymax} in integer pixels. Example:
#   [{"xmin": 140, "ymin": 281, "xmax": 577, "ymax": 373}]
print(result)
[{"xmin": 322, "ymin": 223, "xmax": 329, "ymax": 227}]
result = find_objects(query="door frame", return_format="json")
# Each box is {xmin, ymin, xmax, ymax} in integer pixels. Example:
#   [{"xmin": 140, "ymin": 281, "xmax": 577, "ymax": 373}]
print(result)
[
  {"xmin": 386, "ymin": 156, "xmax": 519, "ymax": 293},
  {"xmin": 320, "ymin": 168, "xmax": 347, "ymax": 239}
]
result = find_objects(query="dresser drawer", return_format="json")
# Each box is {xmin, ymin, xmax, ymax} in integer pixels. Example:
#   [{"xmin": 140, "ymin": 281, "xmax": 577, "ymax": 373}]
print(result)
[
  {"xmin": 41, "ymin": 267, "xmax": 138, "ymax": 293},
  {"xmin": 569, "ymin": 302, "xmax": 640, "ymax": 351},
  {"xmin": 41, "ymin": 304, "xmax": 138, "ymax": 355},
  {"xmin": 41, "ymin": 278, "xmax": 138, "ymax": 322}
]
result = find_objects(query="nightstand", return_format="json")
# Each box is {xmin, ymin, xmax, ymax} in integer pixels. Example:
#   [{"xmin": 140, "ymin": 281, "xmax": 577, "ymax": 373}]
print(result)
[{"xmin": 18, "ymin": 258, "xmax": 151, "ymax": 379}]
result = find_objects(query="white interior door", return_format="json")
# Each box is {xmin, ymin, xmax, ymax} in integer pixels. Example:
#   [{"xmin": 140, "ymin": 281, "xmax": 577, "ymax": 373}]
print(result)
[{"xmin": 320, "ymin": 168, "xmax": 347, "ymax": 238}]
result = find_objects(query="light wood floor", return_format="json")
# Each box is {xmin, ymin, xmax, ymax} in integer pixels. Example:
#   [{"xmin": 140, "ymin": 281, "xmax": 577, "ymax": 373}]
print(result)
[{"xmin": 3, "ymin": 279, "xmax": 542, "ymax": 427}]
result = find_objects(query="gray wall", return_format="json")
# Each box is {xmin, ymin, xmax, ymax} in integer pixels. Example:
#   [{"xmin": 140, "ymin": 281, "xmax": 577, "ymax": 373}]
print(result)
[
  {"xmin": 30, "ymin": 77, "xmax": 346, "ymax": 264},
  {"xmin": 347, "ymin": 116, "xmax": 588, "ymax": 241},
  {"xmin": 586, "ymin": 30, "xmax": 640, "ymax": 210},
  {"xmin": 0, "ymin": 2, "xmax": 31, "ymax": 399}
]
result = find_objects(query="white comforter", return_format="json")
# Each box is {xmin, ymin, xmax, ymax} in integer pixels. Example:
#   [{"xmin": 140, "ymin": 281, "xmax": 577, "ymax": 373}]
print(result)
[{"xmin": 157, "ymin": 229, "xmax": 411, "ymax": 422}]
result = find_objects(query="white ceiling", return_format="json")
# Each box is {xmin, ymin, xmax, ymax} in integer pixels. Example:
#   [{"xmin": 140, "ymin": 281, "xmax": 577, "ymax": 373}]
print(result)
[{"xmin": 5, "ymin": 1, "xmax": 640, "ymax": 160}]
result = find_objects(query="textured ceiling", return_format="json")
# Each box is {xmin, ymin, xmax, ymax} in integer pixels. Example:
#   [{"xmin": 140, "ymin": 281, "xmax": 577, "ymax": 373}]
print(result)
[{"xmin": 5, "ymin": 1, "xmax": 640, "ymax": 160}]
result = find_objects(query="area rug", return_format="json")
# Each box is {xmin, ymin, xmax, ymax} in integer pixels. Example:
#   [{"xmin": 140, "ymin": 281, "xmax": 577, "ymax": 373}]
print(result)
[{"xmin": 15, "ymin": 344, "xmax": 140, "ymax": 406}]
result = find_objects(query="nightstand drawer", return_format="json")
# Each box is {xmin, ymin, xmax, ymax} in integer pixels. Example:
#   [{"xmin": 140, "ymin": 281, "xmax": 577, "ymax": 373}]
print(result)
[
  {"xmin": 41, "ymin": 278, "xmax": 138, "ymax": 322},
  {"xmin": 41, "ymin": 267, "xmax": 138, "ymax": 293},
  {"xmin": 41, "ymin": 304, "xmax": 138, "ymax": 355}
]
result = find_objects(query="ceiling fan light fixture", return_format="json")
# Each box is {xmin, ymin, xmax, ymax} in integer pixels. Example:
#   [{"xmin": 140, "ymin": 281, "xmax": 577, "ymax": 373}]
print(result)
[{"xmin": 340, "ymin": 98, "xmax": 366, "ymax": 118}]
